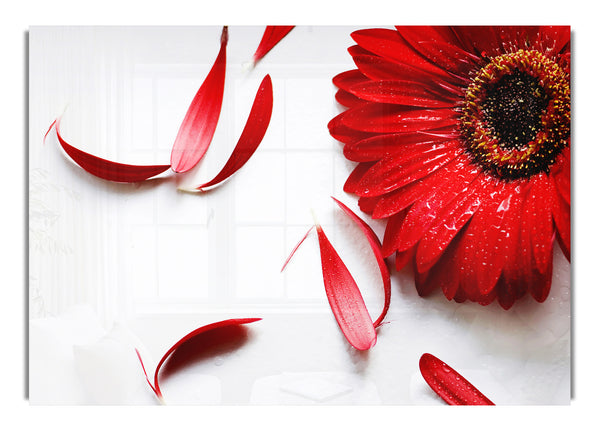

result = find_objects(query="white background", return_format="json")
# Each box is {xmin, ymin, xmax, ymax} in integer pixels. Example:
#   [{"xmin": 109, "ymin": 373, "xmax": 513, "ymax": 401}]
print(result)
[{"xmin": 3, "ymin": 0, "xmax": 599, "ymax": 429}]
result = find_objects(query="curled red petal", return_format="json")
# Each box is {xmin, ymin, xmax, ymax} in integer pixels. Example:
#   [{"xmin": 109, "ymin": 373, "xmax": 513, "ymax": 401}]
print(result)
[
  {"xmin": 192, "ymin": 74, "xmax": 273, "ymax": 191},
  {"xmin": 170, "ymin": 27, "xmax": 228, "ymax": 173},
  {"xmin": 315, "ymin": 223, "xmax": 377, "ymax": 350},
  {"xmin": 252, "ymin": 26, "xmax": 294, "ymax": 65},
  {"xmin": 331, "ymin": 197, "xmax": 390, "ymax": 328},
  {"xmin": 52, "ymin": 118, "xmax": 171, "ymax": 183},
  {"xmin": 419, "ymin": 353, "xmax": 494, "ymax": 405},
  {"xmin": 136, "ymin": 318, "xmax": 261, "ymax": 402}
]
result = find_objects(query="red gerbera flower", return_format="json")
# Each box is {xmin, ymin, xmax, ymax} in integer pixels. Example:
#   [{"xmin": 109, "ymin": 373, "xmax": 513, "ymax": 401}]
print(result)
[{"xmin": 329, "ymin": 26, "xmax": 571, "ymax": 309}]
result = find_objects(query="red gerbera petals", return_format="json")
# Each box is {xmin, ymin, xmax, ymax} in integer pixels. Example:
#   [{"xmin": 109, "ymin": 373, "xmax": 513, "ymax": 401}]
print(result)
[
  {"xmin": 419, "ymin": 353, "xmax": 494, "ymax": 405},
  {"xmin": 332, "ymin": 26, "xmax": 571, "ymax": 308},
  {"xmin": 136, "ymin": 318, "xmax": 261, "ymax": 402},
  {"xmin": 170, "ymin": 26, "xmax": 228, "ymax": 173},
  {"xmin": 189, "ymin": 74, "xmax": 273, "ymax": 191},
  {"xmin": 281, "ymin": 198, "xmax": 392, "ymax": 348},
  {"xmin": 313, "ymin": 221, "xmax": 377, "ymax": 350},
  {"xmin": 251, "ymin": 26, "xmax": 294, "ymax": 65},
  {"xmin": 351, "ymin": 28, "xmax": 454, "ymax": 80},
  {"xmin": 340, "ymin": 103, "xmax": 459, "ymax": 134},
  {"xmin": 50, "ymin": 118, "xmax": 171, "ymax": 183},
  {"xmin": 331, "ymin": 197, "xmax": 391, "ymax": 328}
]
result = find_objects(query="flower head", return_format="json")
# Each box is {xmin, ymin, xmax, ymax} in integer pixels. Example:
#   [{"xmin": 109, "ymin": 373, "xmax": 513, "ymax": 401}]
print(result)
[{"xmin": 329, "ymin": 26, "xmax": 570, "ymax": 309}]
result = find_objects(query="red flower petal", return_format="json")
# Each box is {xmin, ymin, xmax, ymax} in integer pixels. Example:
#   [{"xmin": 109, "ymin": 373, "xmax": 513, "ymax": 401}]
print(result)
[
  {"xmin": 191, "ymin": 75, "xmax": 273, "ymax": 191},
  {"xmin": 332, "ymin": 197, "xmax": 391, "ymax": 328},
  {"xmin": 344, "ymin": 132, "xmax": 450, "ymax": 162},
  {"xmin": 357, "ymin": 143, "xmax": 462, "ymax": 197},
  {"xmin": 343, "ymin": 162, "xmax": 376, "ymax": 194},
  {"xmin": 415, "ymin": 229, "xmax": 463, "ymax": 300},
  {"xmin": 382, "ymin": 208, "xmax": 409, "ymax": 257},
  {"xmin": 347, "ymin": 44, "xmax": 373, "ymax": 57},
  {"xmin": 527, "ymin": 174, "xmax": 555, "ymax": 273},
  {"xmin": 328, "ymin": 112, "xmax": 376, "ymax": 145},
  {"xmin": 52, "ymin": 118, "xmax": 171, "ymax": 183},
  {"xmin": 415, "ymin": 175, "xmax": 490, "ymax": 273},
  {"xmin": 457, "ymin": 182, "xmax": 513, "ymax": 299},
  {"xmin": 358, "ymin": 195, "xmax": 380, "ymax": 215},
  {"xmin": 351, "ymin": 28, "xmax": 454, "ymax": 79},
  {"xmin": 281, "ymin": 203, "xmax": 382, "ymax": 347},
  {"xmin": 395, "ymin": 26, "xmax": 479, "ymax": 75},
  {"xmin": 170, "ymin": 27, "xmax": 228, "ymax": 173},
  {"xmin": 371, "ymin": 153, "xmax": 469, "ymax": 219},
  {"xmin": 394, "ymin": 245, "xmax": 416, "ymax": 272},
  {"xmin": 452, "ymin": 26, "xmax": 504, "ymax": 58},
  {"xmin": 419, "ymin": 353, "xmax": 494, "ymax": 405},
  {"xmin": 351, "ymin": 53, "xmax": 468, "ymax": 89},
  {"xmin": 553, "ymin": 146, "xmax": 570, "ymax": 205},
  {"xmin": 473, "ymin": 184, "xmax": 523, "ymax": 296},
  {"xmin": 314, "ymin": 222, "xmax": 377, "ymax": 350},
  {"xmin": 388, "ymin": 158, "xmax": 480, "ymax": 253},
  {"xmin": 500, "ymin": 193, "xmax": 531, "ymax": 309},
  {"xmin": 538, "ymin": 26, "xmax": 570, "ymax": 56},
  {"xmin": 551, "ymin": 178, "xmax": 571, "ymax": 261},
  {"xmin": 335, "ymin": 89, "xmax": 364, "ymax": 108},
  {"xmin": 529, "ymin": 251, "xmax": 554, "ymax": 303},
  {"xmin": 332, "ymin": 69, "xmax": 370, "ymax": 92},
  {"xmin": 340, "ymin": 103, "xmax": 459, "ymax": 134},
  {"xmin": 347, "ymin": 79, "xmax": 457, "ymax": 108},
  {"xmin": 136, "ymin": 318, "xmax": 261, "ymax": 402},
  {"xmin": 395, "ymin": 26, "xmax": 461, "ymax": 47},
  {"xmin": 252, "ymin": 26, "xmax": 294, "ymax": 65}
]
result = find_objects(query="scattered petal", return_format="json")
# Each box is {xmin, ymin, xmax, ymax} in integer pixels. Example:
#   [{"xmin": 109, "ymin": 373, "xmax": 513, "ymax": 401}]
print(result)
[
  {"xmin": 52, "ymin": 118, "xmax": 171, "ymax": 183},
  {"xmin": 189, "ymin": 74, "xmax": 273, "ymax": 191},
  {"xmin": 419, "ymin": 353, "xmax": 494, "ymax": 405},
  {"xmin": 136, "ymin": 318, "xmax": 261, "ymax": 402},
  {"xmin": 252, "ymin": 26, "xmax": 294, "ymax": 65},
  {"xmin": 314, "ymin": 222, "xmax": 377, "ymax": 350},
  {"xmin": 331, "ymin": 197, "xmax": 390, "ymax": 328},
  {"xmin": 170, "ymin": 27, "xmax": 228, "ymax": 173}
]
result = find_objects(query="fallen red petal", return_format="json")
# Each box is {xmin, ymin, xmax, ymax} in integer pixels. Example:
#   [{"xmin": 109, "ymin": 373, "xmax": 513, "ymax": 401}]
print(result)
[
  {"xmin": 192, "ymin": 74, "xmax": 273, "ymax": 191},
  {"xmin": 52, "ymin": 118, "xmax": 171, "ymax": 183},
  {"xmin": 170, "ymin": 27, "xmax": 228, "ymax": 173},
  {"xmin": 315, "ymin": 223, "xmax": 377, "ymax": 351},
  {"xmin": 419, "ymin": 353, "xmax": 494, "ymax": 405},
  {"xmin": 136, "ymin": 318, "xmax": 261, "ymax": 402},
  {"xmin": 331, "ymin": 197, "xmax": 390, "ymax": 328},
  {"xmin": 252, "ymin": 26, "xmax": 294, "ymax": 65}
]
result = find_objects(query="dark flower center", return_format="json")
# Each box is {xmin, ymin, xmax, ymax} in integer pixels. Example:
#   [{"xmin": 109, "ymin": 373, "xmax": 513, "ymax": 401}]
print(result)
[
  {"xmin": 460, "ymin": 50, "xmax": 570, "ymax": 180},
  {"xmin": 481, "ymin": 71, "xmax": 549, "ymax": 151}
]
